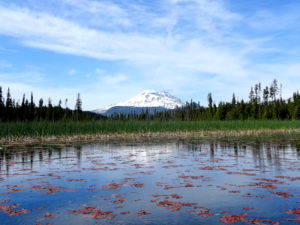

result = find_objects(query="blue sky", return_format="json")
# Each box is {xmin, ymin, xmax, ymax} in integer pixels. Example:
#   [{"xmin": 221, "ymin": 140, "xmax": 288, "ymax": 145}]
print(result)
[{"xmin": 0, "ymin": 0, "xmax": 300, "ymax": 110}]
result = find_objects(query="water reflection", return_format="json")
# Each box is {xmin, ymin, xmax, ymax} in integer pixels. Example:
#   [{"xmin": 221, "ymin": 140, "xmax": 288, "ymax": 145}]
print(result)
[
  {"xmin": 0, "ymin": 140, "xmax": 299, "ymax": 225},
  {"xmin": 1, "ymin": 140, "xmax": 300, "ymax": 174}
]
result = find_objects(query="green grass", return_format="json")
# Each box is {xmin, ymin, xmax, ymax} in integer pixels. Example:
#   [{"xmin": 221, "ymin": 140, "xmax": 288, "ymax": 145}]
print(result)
[{"xmin": 0, "ymin": 120, "xmax": 300, "ymax": 138}]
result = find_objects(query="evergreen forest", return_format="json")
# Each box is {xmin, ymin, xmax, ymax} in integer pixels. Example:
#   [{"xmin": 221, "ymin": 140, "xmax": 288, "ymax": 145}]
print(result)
[{"xmin": 0, "ymin": 79, "xmax": 299, "ymax": 122}]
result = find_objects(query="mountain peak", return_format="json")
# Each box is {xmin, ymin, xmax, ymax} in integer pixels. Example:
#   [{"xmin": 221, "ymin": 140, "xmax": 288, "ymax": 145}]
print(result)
[{"xmin": 94, "ymin": 90, "xmax": 184, "ymax": 115}]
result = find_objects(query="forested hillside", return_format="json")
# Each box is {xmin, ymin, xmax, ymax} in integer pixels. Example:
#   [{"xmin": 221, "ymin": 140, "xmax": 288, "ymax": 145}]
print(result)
[{"xmin": 1, "ymin": 79, "xmax": 299, "ymax": 122}]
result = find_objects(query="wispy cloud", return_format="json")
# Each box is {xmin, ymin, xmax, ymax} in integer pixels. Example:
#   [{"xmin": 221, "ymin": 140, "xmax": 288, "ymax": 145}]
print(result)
[
  {"xmin": 0, "ymin": 0, "xmax": 299, "ymax": 109},
  {"xmin": 0, "ymin": 3, "xmax": 249, "ymax": 76}
]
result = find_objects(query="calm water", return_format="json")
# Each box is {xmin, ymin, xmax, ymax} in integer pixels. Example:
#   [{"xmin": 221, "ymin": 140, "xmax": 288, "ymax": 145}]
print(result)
[{"xmin": 0, "ymin": 140, "xmax": 300, "ymax": 225}]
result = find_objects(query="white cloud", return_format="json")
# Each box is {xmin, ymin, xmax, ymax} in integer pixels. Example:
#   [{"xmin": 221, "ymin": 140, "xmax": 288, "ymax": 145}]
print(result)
[
  {"xmin": 61, "ymin": 0, "xmax": 131, "ymax": 27},
  {"xmin": 0, "ymin": 5, "xmax": 249, "ymax": 79},
  {"xmin": 0, "ymin": 0, "xmax": 299, "ymax": 109}
]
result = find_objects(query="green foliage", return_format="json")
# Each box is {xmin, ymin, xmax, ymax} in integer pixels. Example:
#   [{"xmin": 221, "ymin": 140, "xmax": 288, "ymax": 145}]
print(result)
[
  {"xmin": 294, "ymin": 102, "xmax": 300, "ymax": 119},
  {"xmin": 0, "ymin": 88, "xmax": 103, "ymax": 122},
  {"xmin": 0, "ymin": 79, "xmax": 300, "ymax": 123},
  {"xmin": 75, "ymin": 93, "xmax": 82, "ymax": 112},
  {"xmin": 0, "ymin": 120, "xmax": 300, "ymax": 137}
]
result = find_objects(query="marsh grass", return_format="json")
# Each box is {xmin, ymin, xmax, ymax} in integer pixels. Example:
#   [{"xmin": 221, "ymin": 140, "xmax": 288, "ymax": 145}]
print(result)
[{"xmin": 1, "ymin": 120, "xmax": 300, "ymax": 137}]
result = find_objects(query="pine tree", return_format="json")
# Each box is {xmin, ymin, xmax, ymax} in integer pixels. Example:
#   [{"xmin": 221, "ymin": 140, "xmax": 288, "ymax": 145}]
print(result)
[
  {"xmin": 29, "ymin": 92, "xmax": 35, "ymax": 120},
  {"xmin": 6, "ymin": 88, "xmax": 13, "ymax": 108},
  {"xmin": 249, "ymin": 87, "xmax": 254, "ymax": 103},
  {"xmin": 75, "ymin": 93, "xmax": 82, "ymax": 112},
  {"xmin": 263, "ymin": 86, "xmax": 269, "ymax": 104},
  {"xmin": 39, "ymin": 98, "xmax": 43, "ymax": 108},
  {"xmin": 0, "ymin": 87, "xmax": 4, "ymax": 121},
  {"xmin": 270, "ymin": 79, "xmax": 278, "ymax": 101},
  {"xmin": 231, "ymin": 93, "xmax": 236, "ymax": 106},
  {"xmin": 46, "ymin": 98, "xmax": 53, "ymax": 121},
  {"xmin": 294, "ymin": 102, "xmax": 300, "ymax": 120},
  {"xmin": 74, "ymin": 93, "xmax": 82, "ymax": 120},
  {"xmin": 5, "ymin": 88, "xmax": 13, "ymax": 120}
]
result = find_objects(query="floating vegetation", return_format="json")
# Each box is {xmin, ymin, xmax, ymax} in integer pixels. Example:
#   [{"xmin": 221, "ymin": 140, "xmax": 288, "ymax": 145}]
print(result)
[{"xmin": 0, "ymin": 141, "xmax": 299, "ymax": 224}]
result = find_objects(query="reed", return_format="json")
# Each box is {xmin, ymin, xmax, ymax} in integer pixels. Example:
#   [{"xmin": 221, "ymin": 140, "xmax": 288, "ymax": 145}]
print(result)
[{"xmin": 0, "ymin": 120, "xmax": 300, "ymax": 137}]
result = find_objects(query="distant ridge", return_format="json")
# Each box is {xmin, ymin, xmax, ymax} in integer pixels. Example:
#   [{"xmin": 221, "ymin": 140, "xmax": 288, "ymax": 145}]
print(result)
[{"xmin": 94, "ymin": 90, "xmax": 184, "ymax": 116}]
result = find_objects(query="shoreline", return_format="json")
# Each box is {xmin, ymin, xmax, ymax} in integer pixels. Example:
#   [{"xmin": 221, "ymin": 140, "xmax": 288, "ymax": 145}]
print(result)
[{"xmin": 1, "ymin": 129, "xmax": 300, "ymax": 147}]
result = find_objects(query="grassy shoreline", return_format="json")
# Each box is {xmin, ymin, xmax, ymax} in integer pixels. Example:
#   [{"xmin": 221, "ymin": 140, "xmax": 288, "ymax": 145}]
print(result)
[
  {"xmin": 1, "ymin": 120, "xmax": 300, "ymax": 136},
  {"xmin": 0, "ymin": 120, "xmax": 300, "ymax": 146}
]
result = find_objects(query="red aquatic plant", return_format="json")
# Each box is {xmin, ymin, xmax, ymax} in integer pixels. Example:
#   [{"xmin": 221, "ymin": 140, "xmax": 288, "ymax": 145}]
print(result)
[
  {"xmin": 170, "ymin": 194, "xmax": 182, "ymax": 199},
  {"xmin": 254, "ymin": 182, "xmax": 277, "ymax": 190},
  {"xmin": 284, "ymin": 207, "xmax": 300, "ymax": 216},
  {"xmin": 285, "ymin": 217, "xmax": 300, "ymax": 222},
  {"xmin": 69, "ymin": 206, "xmax": 97, "ymax": 214},
  {"xmin": 0, "ymin": 204, "xmax": 29, "ymax": 216},
  {"xmin": 254, "ymin": 178, "xmax": 283, "ymax": 184},
  {"xmin": 155, "ymin": 200, "xmax": 197, "ymax": 212},
  {"xmin": 271, "ymin": 192, "xmax": 291, "ymax": 198},
  {"xmin": 275, "ymin": 176, "xmax": 300, "ymax": 181},
  {"xmin": 135, "ymin": 210, "xmax": 151, "ymax": 216},
  {"xmin": 219, "ymin": 213, "xmax": 247, "ymax": 224},
  {"xmin": 112, "ymin": 194, "xmax": 124, "ymax": 199},
  {"xmin": 101, "ymin": 182, "xmax": 123, "ymax": 190},
  {"xmin": 156, "ymin": 200, "xmax": 183, "ymax": 211},
  {"xmin": 69, "ymin": 206, "xmax": 114, "ymax": 220}
]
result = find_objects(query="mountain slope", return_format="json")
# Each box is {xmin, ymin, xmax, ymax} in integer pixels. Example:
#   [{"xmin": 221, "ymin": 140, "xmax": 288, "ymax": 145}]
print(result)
[{"xmin": 94, "ymin": 90, "xmax": 184, "ymax": 116}]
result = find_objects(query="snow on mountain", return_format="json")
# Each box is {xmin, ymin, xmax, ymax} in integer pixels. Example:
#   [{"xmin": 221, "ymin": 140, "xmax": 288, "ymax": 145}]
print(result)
[{"xmin": 94, "ymin": 90, "xmax": 184, "ymax": 114}]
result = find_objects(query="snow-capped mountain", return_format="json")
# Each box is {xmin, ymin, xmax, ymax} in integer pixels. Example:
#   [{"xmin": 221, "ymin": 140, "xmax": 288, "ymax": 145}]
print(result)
[{"xmin": 94, "ymin": 90, "xmax": 184, "ymax": 115}]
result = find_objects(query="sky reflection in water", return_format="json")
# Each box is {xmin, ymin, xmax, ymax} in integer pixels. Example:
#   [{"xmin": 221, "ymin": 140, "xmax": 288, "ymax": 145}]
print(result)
[{"xmin": 0, "ymin": 140, "xmax": 300, "ymax": 225}]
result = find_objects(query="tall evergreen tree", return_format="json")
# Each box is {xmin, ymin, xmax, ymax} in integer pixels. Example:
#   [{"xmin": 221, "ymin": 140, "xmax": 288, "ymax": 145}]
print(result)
[
  {"xmin": 294, "ymin": 102, "xmax": 300, "ymax": 120},
  {"xmin": 75, "ymin": 93, "xmax": 82, "ymax": 112},
  {"xmin": 263, "ymin": 86, "xmax": 269, "ymax": 104},
  {"xmin": 249, "ymin": 87, "xmax": 254, "ymax": 103},
  {"xmin": 29, "ymin": 92, "xmax": 35, "ymax": 120},
  {"xmin": 5, "ymin": 88, "xmax": 13, "ymax": 120},
  {"xmin": 39, "ymin": 98, "xmax": 43, "ymax": 108},
  {"xmin": 270, "ymin": 79, "xmax": 278, "ymax": 101},
  {"xmin": 0, "ymin": 87, "xmax": 4, "ymax": 121},
  {"xmin": 46, "ymin": 98, "xmax": 53, "ymax": 121},
  {"xmin": 6, "ymin": 88, "xmax": 13, "ymax": 108},
  {"xmin": 231, "ymin": 93, "xmax": 236, "ymax": 106}
]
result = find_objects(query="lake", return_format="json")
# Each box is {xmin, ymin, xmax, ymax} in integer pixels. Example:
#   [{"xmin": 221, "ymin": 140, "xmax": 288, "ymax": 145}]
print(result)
[{"xmin": 0, "ymin": 140, "xmax": 300, "ymax": 224}]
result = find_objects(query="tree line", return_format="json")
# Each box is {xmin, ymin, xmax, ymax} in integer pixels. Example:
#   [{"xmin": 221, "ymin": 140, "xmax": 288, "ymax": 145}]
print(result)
[
  {"xmin": 0, "ymin": 87, "xmax": 103, "ymax": 121},
  {"xmin": 111, "ymin": 79, "xmax": 300, "ymax": 121},
  {"xmin": 1, "ymin": 79, "xmax": 299, "ymax": 122}
]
